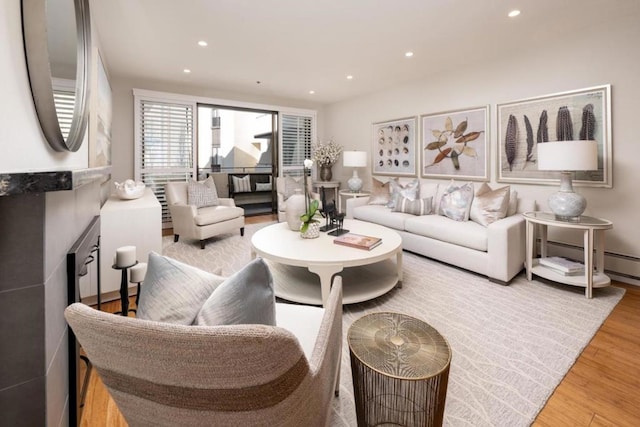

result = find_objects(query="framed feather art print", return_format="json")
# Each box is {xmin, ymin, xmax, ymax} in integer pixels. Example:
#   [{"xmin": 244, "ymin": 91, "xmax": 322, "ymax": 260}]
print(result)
[{"xmin": 497, "ymin": 85, "xmax": 612, "ymax": 187}]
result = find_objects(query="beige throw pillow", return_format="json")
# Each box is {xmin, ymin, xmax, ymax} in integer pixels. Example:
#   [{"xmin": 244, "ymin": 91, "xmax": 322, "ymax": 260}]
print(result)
[
  {"xmin": 470, "ymin": 183, "xmax": 511, "ymax": 226},
  {"xmin": 368, "ymin": 177, "xmax": 391, "ymax": 205}
]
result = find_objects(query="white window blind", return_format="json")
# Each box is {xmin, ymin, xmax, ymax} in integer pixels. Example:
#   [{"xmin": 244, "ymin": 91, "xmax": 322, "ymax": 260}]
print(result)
[
  {"xmin": 280, "ymin": 113, "xmax": 314, "ymax": 177},
  {"xmin": 135, "ymin": 98, "xmax": 196, "ymax": 224},
  {"xmin": 53, "ymin": 89, "xmax": 75, "ymax": 140}
]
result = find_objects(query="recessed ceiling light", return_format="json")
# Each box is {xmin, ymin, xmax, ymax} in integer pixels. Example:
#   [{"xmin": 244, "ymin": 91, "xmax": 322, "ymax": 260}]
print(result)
[
  {"xmin": 309, "ymin": 90, "xmax": 315, "ymax": 95},
  {"xmin": 198, "ymin": 40, "xmax": 208, "ymax": 47},
  {"xmin": 508, "ymin": 10, "xmax": 521, "ymax": 18},
  {"xmin": 405, "ymin": 51, "xmax": 414, "ymax": 58},
  {"xmin": 347, "ymin": 75, "xmax": 353, "ymax": 80},
  {"xmin": 183, "ymin": 68, "xmax": 191, "ymax": 74}
]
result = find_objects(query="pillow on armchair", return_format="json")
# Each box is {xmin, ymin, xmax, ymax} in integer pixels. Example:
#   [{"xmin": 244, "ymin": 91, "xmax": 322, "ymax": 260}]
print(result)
[
  {"xmin": 136, "ymin": 252, "xmax": 226, "ymax": 324},
  {"xmin": 195, "ymin": 257, "xmax": 276, "ymax": 326}
]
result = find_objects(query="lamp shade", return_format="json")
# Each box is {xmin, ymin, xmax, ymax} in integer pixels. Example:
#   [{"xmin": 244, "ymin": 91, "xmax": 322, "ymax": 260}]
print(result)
[
  {"xmin": 537, "ymin": 140, "xmax": 598, "ymax": 171},
  {"xmin": 343, "ymin": 151, "xmax": 367, "ymax": 167}
]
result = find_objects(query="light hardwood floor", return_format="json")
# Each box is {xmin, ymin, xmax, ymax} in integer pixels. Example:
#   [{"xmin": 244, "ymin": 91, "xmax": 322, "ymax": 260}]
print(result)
[{"xmin": 81, "ymin": 215, "xmax": 640, "ymax": 426}]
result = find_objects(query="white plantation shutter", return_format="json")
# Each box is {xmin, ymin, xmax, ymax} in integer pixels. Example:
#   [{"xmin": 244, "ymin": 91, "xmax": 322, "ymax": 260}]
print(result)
[
  {"xmin": 280, "ymin": 113, "xmax": 314, "ymax": 177},
  {"xmin": 135, "ymin": 97, "xmax": 196, "ymax": 224},
  {"xmin": 53, "ymin": 89, "xmax": 75, "ymax": 140}
]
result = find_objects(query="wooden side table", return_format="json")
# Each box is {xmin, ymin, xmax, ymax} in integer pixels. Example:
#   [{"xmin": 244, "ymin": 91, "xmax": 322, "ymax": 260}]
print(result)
[
  {"xmin": 523, "ymin": 211, "xmax": 613, "ymax": 298},
  {"xmin": 339, "ymin": 190, "xmax": 371, "ymax": 213},
  {"xmin": 348, "ymin": 312, "xmax": 451, "ymax": 426}
]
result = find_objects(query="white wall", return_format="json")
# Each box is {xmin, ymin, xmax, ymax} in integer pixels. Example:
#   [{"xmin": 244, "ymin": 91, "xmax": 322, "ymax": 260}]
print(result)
[
  {"xmin": 0, "ymin": 0, "xmax": 88, "ymax": 173},
  {"xmin": 322, "ymin": 13, "xmax": 640, "ymax": 279}
]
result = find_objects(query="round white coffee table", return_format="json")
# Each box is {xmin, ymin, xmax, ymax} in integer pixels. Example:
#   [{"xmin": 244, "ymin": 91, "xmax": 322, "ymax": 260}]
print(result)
[{"xmin": 251, "ymin": 219, "xmax": 403, "ymax": 306}]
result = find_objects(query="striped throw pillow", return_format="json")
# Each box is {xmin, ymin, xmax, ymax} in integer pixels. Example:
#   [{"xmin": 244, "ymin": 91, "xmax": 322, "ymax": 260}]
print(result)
[
  {"xmin": 392, "ymin": 196, "xmax": 433, "ymax": 216},
  {"xmin": 232, "ymin": 175, "xmax": 251, "ymax": 193}
]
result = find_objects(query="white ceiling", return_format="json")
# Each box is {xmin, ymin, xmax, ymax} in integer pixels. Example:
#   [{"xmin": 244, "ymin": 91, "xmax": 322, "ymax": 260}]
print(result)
[{"xmin": 90, "ymin": 0, "xmax": 640, "ymax": 105}]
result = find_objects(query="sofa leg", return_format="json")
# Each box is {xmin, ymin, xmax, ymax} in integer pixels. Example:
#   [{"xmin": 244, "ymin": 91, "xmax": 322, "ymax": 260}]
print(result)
[
  {"xmin": 200, "ymin": 240, "xmax": 205, "ymax": 249},
  {"xmin": 240, "ymin": 227, "xmax": 245, "ymax": 237},
  {"xmin": 174, "ymin": 234, "xmax": 179, "ymax": 242}
]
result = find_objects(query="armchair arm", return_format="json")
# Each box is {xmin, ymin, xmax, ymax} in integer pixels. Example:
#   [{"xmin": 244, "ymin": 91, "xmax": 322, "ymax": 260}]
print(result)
[
  {"xmin": 487, "ymin": 214, "xmax": 526, "ymax": 283},
  {"xmin": 168, "ymin": 203, "xmax": 198, "ymax": 235},
  {"xmin": 309, "ymin": 277, "xmax": 342, "ymax": 407},
  {"xmin": 217, "ymin": 198, "xmax": 237, "ymax": 207}
]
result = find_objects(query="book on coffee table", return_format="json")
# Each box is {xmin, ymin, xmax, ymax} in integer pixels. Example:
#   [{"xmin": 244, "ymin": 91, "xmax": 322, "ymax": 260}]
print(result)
[
  {"xmin": 539, "ymin": 256, "xmax": 585, "ymax": 274},
  {"xmin": 333, "ymin": 233, "xmax": 382, "ymax": 250}
]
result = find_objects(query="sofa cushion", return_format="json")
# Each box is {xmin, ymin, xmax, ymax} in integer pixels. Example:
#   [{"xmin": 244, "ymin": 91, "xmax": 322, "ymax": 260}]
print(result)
[
  {"xmin": 405, "ymin": 214, "xmax": 488, "ymax": 251},
  {"xmin": 353, "ymin": 204, "xmax": 410, "ymax": 231},
  {"xmin": 470, "ymin": 183, "xmax": 511, "ymax": 226},
  {"xmin": 187, "ymin": 177, "xmax": 219, "ymax": 207},
  {"xmin": 440, "ymin": 182, "xmax": 474, "ymax": 221},
  {"xmin": 392, "ymin": 196, "xmax": 433, "ymax": 216},
  {"xmin": 419, "ymin": 181, "xmax": 439, "ymax": 200},
  {"xmin": 137, "ymin": 252, "xmax": 226, "ymax": 325},
  {"xmin": 194, "ymin": 205, "xmax": 244, "ymax": 225},
  {"xmin": 368, "ymin": 177, "xmax": 391, "ymax": 205},
  {"xmin": 195, "ymin": 258, "xmax": 276, "ymax": 326},
  {"xmin": 276, "ymin": 303, "xmax": 324, "ymax": 360}
]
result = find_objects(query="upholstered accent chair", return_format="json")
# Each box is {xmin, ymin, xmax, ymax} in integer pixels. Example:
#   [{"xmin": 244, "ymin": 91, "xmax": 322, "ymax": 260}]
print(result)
[
  {"xmin": 165, "ymin": 181, "xmax": 245, "ymax": 249},
  {"xmin": 275, "ymin": 176, "xmax": 321, "ymax": 223},
  {"xmin": 64, "ymin": 278, "xmax": 343, "ymax": 427}
]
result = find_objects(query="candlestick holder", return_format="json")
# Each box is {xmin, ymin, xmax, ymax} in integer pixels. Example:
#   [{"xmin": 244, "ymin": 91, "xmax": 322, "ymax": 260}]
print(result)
[{"xmin": 112, "ymin": 261, "xmax": 138, "ymax": 316}]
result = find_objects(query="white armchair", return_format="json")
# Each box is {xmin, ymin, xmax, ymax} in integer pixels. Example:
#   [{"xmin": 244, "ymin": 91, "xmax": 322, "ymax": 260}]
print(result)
[
  {"xmin": 64, "ymin": 278, "xmax": 343, "ymax": 426},
  {"xmin": 165, "ymin": 181, "xmax": 245, "ymax": 249},
  {"xmin": 276, "ymin": 176, "xmax": 321, "ymax": 223}
]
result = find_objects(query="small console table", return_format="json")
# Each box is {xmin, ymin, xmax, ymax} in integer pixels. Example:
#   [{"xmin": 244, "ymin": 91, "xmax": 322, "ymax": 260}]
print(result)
[{"xmin": 523, "ymin": 211, "xmax": 613, "ymax": 299}]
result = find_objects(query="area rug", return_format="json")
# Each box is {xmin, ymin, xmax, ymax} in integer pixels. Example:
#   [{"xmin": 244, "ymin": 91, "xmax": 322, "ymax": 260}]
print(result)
[{"xmin": 162, "ymin": 223, "xmax": 625, "ymax": 426}]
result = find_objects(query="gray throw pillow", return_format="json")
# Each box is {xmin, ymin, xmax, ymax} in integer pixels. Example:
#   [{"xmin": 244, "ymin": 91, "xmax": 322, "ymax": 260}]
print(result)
[
  {"xmin": 440, "ymin": 182, "xmax": 474, "ymax": 221},
  {"xmin": 187, "ymin": 177, "xmax": 219, "ymax": 207},
  {"xmin": 392, "ymin": 196, "xmax": 433, "ymax": 216},
  {"xmin": 136, "ymin": 252, "xmax": 226, "ymax": 324},
  {"xmin": 195, "ymin": 257, "xmax": 276, "ymax": 326}
]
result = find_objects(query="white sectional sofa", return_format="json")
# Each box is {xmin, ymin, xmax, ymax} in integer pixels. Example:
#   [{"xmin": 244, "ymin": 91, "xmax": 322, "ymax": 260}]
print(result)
[{"xmin": 346, "ymin": 181, "xmax": 536, "ymax": 284}]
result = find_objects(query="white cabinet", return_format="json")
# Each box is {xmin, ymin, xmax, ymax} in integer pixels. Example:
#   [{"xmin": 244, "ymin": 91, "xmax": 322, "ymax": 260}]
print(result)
[{"xmin": 98, "ymin": 188, "xmax": 162, "ymax": 297}]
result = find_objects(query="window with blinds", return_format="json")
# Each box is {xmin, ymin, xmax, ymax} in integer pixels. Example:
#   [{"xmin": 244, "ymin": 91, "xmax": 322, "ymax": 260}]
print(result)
[
  {"xmin": 280, "ymin": 113, "xmax": 313, "ymax": 177},
  {"xmin": 135, "ymin": 98, "xmax": 196, "ymax": 224}
]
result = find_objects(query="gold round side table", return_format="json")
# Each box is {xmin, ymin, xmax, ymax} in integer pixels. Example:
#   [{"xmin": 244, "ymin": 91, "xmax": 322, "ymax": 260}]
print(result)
[{"xmin": 348, "ymin": 312, "xmax": 451, "ymax": 426}]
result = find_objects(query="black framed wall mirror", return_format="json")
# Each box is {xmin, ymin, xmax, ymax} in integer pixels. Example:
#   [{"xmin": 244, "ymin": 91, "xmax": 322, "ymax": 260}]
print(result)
[{"xmin": 22, "ymin": 0, "xmax": 92, "ymax": 152}]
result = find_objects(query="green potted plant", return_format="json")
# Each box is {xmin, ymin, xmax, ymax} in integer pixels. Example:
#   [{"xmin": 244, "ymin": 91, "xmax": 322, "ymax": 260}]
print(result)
[{"xmin": 300, "ymin": 159, "xmax": 320, "ymax": 238}]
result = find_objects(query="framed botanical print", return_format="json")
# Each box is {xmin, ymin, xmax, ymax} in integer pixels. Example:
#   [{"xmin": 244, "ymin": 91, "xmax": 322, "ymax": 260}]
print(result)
[
  {"xmin": 497, "ymin": 85, "xmax": 612, "ymax": 187},
  {"xmin": 371, "ymin": 117, "xmax": 417, "ymax": 176},
  {"xmin": 420, "ymin": 106, "xmax": 489, "ymax": 180}
]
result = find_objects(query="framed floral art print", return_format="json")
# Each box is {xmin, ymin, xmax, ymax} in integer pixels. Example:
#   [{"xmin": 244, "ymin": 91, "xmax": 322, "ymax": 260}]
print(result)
[
  {"xmin": 420, "ymin": 106, "xmax": 489, "ymax": 181},
  {"xmin": 371, "ymin": 117, "xmax": 417, "ymax": 176}
]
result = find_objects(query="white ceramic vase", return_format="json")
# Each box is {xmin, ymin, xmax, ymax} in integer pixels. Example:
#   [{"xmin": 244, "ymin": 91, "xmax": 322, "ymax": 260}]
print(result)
[
  {"xmin": 300, "ymin": 221, "xmax": 320, "ymax": 239},
  {"xmin": 286, "ymin": 191, "xmax": 306, "ymax": 231}
]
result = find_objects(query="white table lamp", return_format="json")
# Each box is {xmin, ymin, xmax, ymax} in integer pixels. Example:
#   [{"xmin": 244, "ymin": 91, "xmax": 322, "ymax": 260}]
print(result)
[
  {"xmin": 537, "ymin": 140, "xmax": 598, "ymax": 221},
  {"xmin": 343, "ymin": 151, "xmax": 367, "ymax": 192}
]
